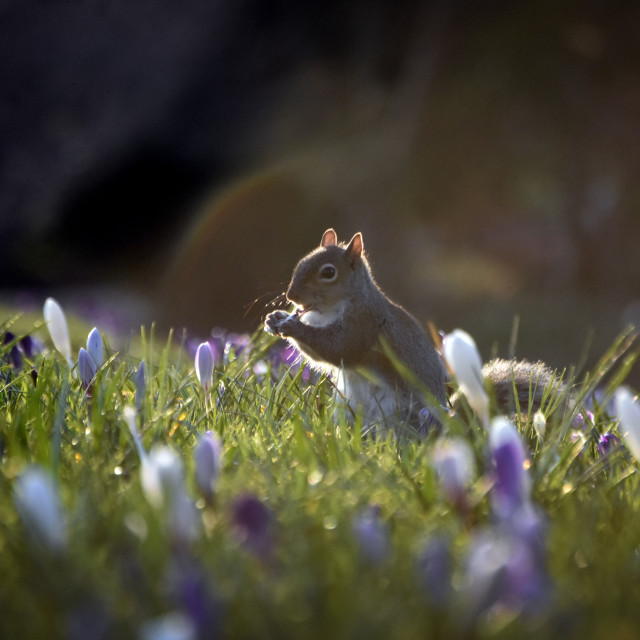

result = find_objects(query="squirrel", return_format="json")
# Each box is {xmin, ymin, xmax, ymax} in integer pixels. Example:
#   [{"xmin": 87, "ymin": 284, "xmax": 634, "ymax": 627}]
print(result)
[{"xmin": 265, "ymin": 229, "xmax": 560, "ymax": 436}]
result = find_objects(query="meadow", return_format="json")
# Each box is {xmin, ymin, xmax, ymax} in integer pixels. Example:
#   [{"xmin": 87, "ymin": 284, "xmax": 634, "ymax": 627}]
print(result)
[{"xmin": 1, "ymin": 299, "xmax": 640, "ymax": 640}]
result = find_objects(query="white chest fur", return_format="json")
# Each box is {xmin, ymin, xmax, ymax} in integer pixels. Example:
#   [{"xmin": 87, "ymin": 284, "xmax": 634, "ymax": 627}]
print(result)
[
  {"xmin": 300, "ymin": 301, "xmax": 347, "ymax": 328},
  {"xmin": 335, "ymin": 368, "xmax": 397, "ymax": 427}
]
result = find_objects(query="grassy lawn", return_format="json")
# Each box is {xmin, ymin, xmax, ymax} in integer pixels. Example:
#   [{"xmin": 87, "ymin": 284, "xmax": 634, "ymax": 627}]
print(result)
[{"xmin": 1, "ymin": 302, "xmax": 640, "ymax": 639}]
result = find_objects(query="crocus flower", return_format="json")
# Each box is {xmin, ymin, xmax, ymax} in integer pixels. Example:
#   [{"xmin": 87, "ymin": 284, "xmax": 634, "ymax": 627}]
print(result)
[
  {"xmin": 223, "ymin": 333, "xmax": 251, "ymax": 365},
  {"xmin": 416, "ymin": 536, "xmax": 452, "ymax": 607},
  {"xmin": 14, "ymin": 466, "xmax": 67, "ymax": 552},
  {"xmin": 19, "ymin": 334, "xmax": 37, "ymax": 359},
  {"xmin": 135, "ymin": 361, "xmax": 147, "ymax": 411},
  {"xmin": 572, "ymin": 410, "xmax": 595, "ymax": 430},
  {"xmin": 141, "ymin": 446, "xmax": 199, "ymax": 543},
  {"xmin": 489, "ymin": 417, "xmax": 530, "ymax": 518},
  {"xmin": 230, "ymin": 494, "xmax": 273, "ymax": 557},
  {"xmin": 194, "ymin": 342, "xmax": 214, "ymax": 392},
  {"xmin": 460, "ymin": 531, "xmax": 512, "ymax": 622},
  {"xmin": 86, "ymin": 327, "xmax": 103, "ymax": 368},
  {"xmin": 140, "ymin": 611, "xmax": 196, "ymax": 640},
  {"xmin": 167, "ymin": 559, "xmax": 221, "ymax": 638},
  {"xmin": 351, "ymin": 504, "xmax": 389, "ymax": 565},
  {"xmin": 123, "ymin": 405, "xmax": 147, "ymax": 462},
  {"xmin": 533, "ymin": 411, "xmax": 546, "ymax": 440},
  {"xmin": 614, "ymin": 386, "xmax": 640, "ymax": 460},
  {"xmin": 3, "ymin": 331, "xmax": 22, "ymax": 369},
  {"xmin": 194, "ymin": 431, "xmax": 222, "ymax": 500},
  {"xmin": 461, "ymin": 527, "xmax": 549, "ymax": 622},
  {"xmin": 431, "ymin": 438, "xmax": 475, "ymax": 507},
  {"xmin": 140, "ymin": 445, "xmax": 182, "ymax": 509},
  {"xmin": 597, "ymin": 432, "xmax": 621, "ymax": 457},
  {"xmin": 442, "ymin": 329, "xmax": 489, "ymax": 428},
  {"xmin": 78, "ymin": 348, "xmax": 97, "ymax": 390},
  {"xmin": 278, "ymin": 343, "xmax": 313, "ymax": 382},
  {"xmin": 43, "ymin": 297, "xmax": 73, "ymax": 367}
]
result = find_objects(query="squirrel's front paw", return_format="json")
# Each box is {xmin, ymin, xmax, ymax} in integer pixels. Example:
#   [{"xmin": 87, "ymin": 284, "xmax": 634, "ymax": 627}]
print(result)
[{"xmin": 265, "ymin": 310, "xmax": 298, "ymax": 336}]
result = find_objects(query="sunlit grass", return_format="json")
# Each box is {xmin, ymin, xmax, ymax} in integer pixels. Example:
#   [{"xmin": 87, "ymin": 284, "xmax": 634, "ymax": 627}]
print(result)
[{"xmin": 1, "ymin": 307, "xmax": 639, "ymax": 639}]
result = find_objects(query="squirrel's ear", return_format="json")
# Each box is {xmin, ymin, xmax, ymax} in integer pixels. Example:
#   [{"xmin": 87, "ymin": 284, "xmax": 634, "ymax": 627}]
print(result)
[
  {"xmin": 321, "ymin": 228, "xmax": 338, "ymax": 247},
  {"xmin": 344, "ymin": 232, "xmax": 363, "ymax": 266}
]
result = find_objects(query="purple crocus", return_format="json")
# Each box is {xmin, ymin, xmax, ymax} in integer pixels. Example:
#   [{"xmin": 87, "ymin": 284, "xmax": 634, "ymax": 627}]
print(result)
[
  {"xmin": 194, "ymin": 431, "xmax": 222, "ymax": 501},
  {"xmin": 431, "ymin": 438, "xmax": 475, "ymax": 509},
  {"xmin": 417, "ymin": 536, "xmax": 452, "ymax": 607},
  {"xmin": 230, "ymin": 494, "xmax": 273, "ymax": 557},
  {"xmin": 134, "ymin": 361, "xmax": 146, "ymax": 411},
  {"xmin": 78, "ymin": 348, "xmax": 97, "ymax": 390},
  {"xmin": 3, "ymin": 331, "xmax": 22, "ymax": 369},
  {"xmin": 223, "ymin": 333, "xmax": 251, "ymax": 364},
  {"xmin": 489, "ymin": 417, "xmax": 530, "ymax": 519},
  {"xmin": 351, "ymin": 504, "xmax": 389, "ymax": 565},
  {"xmin": 19, "ymin": 334, "xmax": 37, "ymax": 359},
  {"xmin": 86, "ymin": 327, "xmax": 103, "ymax": 368},
  {"xmin": 169, "ymin": 560, "xmax": 221, "ymax": 638},
  {"xmin": 460, "ymin": 526, "xmax": 550, "ymax": 625},
  {"xmin": 597, "ymin": 432, "xmax": 621, "ymax": 457},
  {"xmin": 195, "ymin": 342, "xmax": 214, "ymax": 392},
  {"xmin": 278, "ymin": 344, "xmax": 312, "ymax": 381},
  {"xmin": 572, "ymin": 410, "xmax": 595, "ymax": 430}
]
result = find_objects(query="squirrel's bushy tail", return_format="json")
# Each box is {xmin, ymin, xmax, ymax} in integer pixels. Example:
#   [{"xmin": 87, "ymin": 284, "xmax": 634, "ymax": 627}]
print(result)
[{"xmin": 451, "ymin": 358, "xmax": 566, "ymax": 418}]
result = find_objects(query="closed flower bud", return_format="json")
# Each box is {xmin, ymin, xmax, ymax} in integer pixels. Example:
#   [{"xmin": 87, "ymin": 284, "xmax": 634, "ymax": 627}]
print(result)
[
  {"xmin": 614, "ymin": 386, "xmax": 640, "ymax": 460},
  {"xmin": 533, "ymin": 411, "xmax": 546, "ymax": 440},
  {"xmin": 14, "ymin": 466, "xmax": 67, "ymax": 552},
  {"xmin": 489, "ymin": 417, "xmax": 531, "ymax": 518},
  {"xmin": 78, "ymin": 347, "xmax": 97, "ymax": 389},
  {"xmin": 43, "ymin": 297, "xmax": 73, "ymax": 367},
  {"xmin": 3, "ymin": 331, "xmax": 23, "ymax": 369},
  {"xmin": 351, "ymin": 505, "xmax": 389, "ymax": 565},
  {"xmin": 195, "ymin": 342, "xmax": 214, "ymax": 392},
  {"xmin": 86, "ymin": 327, "xmax": 103, "ymax": 368},
  {"xmin": 141, "ymin": 446, "xmax": 184, "ymax": 509},
  {"xmin": 230, "ymin": 494, "xmax": 273, "ymax": 557},
  {"xmin": 194, "ymin": 431, "xmax": 222, "ymax": 499},
  {"xmin": 123, "ymin": 405, "xmax": 146, "ymax": 461},
  {"xmin": 431, "ymin": 438, "xmax": 475, "ymax": 506},
  {"xmin": 442, "ymin": 329, "xmax": 489, "ymax": 427},
  {"xmin": 135, "ymin": 360, "xmax": 147, "ymax": 410}
]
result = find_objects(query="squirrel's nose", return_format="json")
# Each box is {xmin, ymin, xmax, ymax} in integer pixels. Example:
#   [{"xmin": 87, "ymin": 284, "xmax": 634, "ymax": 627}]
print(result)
[
  {"xmin": 285, "ymin": 286, "xmax": 297, "ymax": 304},
  {"xmin": 286, "ymin": 283, "xmax": 303, "ymax": 305}
]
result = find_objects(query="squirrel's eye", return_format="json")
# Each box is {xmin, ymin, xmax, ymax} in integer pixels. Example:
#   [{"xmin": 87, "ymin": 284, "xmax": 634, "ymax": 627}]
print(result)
[{"xmin": 318, "ymin": 264, "xmax": 337, "ymax": 281}]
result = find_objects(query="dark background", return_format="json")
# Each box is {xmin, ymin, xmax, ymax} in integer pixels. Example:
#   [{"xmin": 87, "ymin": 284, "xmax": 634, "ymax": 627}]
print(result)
[{"xmin": 2, "ymin": 0, "xmax": 640, "ymax": 379}]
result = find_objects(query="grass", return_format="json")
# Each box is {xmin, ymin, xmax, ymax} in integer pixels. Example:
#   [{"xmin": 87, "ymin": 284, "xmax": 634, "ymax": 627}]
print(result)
[{"xmin": 1, "ymin": 309, "xmax": 640, "ymax": 640}]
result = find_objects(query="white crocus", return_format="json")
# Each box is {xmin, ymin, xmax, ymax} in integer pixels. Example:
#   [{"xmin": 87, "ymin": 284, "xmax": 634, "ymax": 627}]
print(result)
[
  {"xmin": 86, "ymin": 327, "xmax": 103, "ymax": 368},
  {"xmin": 195, "ymin": 342, "xmax": 214, "ymax": 392},
  {"xmin": 614, "ymin": 386, "xmax": 640, "ymax": 460},
  {"xmin": 431, "ymin": 438, "xmax": 476, "ymax": 504},
  {"xmin": 123, "ymin": 405, "xmax": 146, "ymax": 461},
  {"xmin": 141, "ymin": 446, "xmax": 199, "ymax": 542},
  {"xmin": 442, "ymin": 329, "xmax": 489, "ymax": 428},
  {"xmin": 141, "ymin": 446, "xmax": 182, "ymax": 509},
  {"xmin": 43, "ymin": 297, "xmax": 73, "ymax": 367},
  {"xmin": 14, "ymin": 466, "xmax": 67, "ymax": 552},
  {"xmin": 533, "ymin": 411, "xmax": 547, "ymax": 441}
]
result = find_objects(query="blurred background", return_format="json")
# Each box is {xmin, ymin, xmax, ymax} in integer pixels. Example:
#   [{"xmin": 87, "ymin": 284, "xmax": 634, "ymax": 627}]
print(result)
[{"xmin": 2, "ymin": 0, "xmax": 640, "ymax": 379}]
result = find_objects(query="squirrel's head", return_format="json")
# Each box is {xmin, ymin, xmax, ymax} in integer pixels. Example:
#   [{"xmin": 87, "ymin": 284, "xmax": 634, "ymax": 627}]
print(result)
[{"xmin": 286, "ymin": 228, "xmax": 369, "ymax": 313}]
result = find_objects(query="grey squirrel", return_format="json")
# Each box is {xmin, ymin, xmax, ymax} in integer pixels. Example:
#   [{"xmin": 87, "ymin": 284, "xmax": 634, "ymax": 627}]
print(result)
[{"xmin": 265, "ymin": 229, "xmax": 559, "ymax": 435}]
